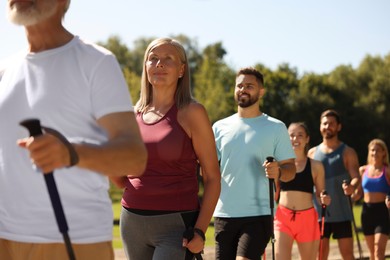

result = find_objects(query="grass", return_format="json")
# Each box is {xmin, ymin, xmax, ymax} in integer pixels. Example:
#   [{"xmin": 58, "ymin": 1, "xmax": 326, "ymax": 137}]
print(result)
[
  {"xmin": 111, "ymin": 202, "xmax": 364, "ymax": 249},
  {"xmin": 112, "ymin": 203, "xmax": 122, "ymax": 249}
]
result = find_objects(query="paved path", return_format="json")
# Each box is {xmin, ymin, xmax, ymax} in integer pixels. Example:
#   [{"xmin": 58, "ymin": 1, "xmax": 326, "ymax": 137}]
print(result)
[{"xmin": 114, "ymin": 241, "xmax": 390, "ymax": 259}]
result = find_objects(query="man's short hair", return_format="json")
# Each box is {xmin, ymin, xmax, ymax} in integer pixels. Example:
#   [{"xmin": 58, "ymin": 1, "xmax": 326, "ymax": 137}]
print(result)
[
  {"xmin": 237, "ymin": 67, "xmax": 264, "ymax": 87},
  {"xmin": 320, "ymin": 109, "xmax": 341, "ymax": 124}
]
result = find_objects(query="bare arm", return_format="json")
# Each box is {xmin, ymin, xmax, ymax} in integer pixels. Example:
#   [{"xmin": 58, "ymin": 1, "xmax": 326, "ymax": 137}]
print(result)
[
  {"xmin": 307, "ymin": 146, "xmax": 317, "ymax": 159},
  {"xmin": 278, "ymin": 159, "xmax": 296, "ymax": 182},
  {"xmin": 352, "ymin": 165, "xmax": 365, "ymax": 202},
  {"xmin": 342, "ymin": 146, "xmax": 360, "ymax": 196},
  {"xmin": 386, "ymin": 166, "xmax": 390, "ymax": 208},
  {"xmin": 75, "ymin": 111, "xmax": 147, "ymax": 177},
  {"xmin": 263, "ymin": 158, "xmax": 295, "ymax": 182},
  {"xmin": 312, "ymin": 159, "xmax": 331, "ymax": 206},
  {"xmin": 179, "ymin": 103, "xmax": 221, "ymax": 253}
]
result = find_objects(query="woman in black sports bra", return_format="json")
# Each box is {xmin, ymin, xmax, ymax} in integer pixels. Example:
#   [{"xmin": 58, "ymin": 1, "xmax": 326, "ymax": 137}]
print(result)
[{"xmin": 274, "ymin": 122, "xmax": 331, "ymax": 260}]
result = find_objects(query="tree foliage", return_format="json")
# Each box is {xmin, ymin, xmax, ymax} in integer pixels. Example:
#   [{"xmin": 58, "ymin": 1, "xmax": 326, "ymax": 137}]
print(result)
[{"xmin": 193, "ymin": 42, "xmax": 235, "ymax": 122}]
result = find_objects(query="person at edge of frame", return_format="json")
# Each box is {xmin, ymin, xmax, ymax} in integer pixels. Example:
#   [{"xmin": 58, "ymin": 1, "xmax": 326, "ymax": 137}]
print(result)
[
  {"xmin": 355, "ymin": 139, "xmax": 390, "ymax": 260},
  {"xmin": 0, "ymin": 0, "xmax": 147, "ymax": 259}
]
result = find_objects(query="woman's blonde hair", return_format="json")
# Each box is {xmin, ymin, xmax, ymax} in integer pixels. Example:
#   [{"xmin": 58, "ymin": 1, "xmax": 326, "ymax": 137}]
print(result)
[
  {"xmin": 367, "ymin": 138, "xmax": 389, "ymax": 166},
  {"xmin": 135, "ymin": 37, "xmax": 193, "ymax": 113}
]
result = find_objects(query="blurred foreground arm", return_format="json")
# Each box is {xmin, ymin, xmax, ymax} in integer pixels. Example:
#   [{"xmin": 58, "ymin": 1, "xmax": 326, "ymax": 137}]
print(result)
[{"xmin": 74, "ymin": 111, "xmax": 147, "ymax": 177}]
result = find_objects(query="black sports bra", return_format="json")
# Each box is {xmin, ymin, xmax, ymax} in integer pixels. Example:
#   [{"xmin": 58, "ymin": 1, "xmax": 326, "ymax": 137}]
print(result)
[{"xmin": 280, "ymin": 159, "xmax": 314, "ymax": 194}]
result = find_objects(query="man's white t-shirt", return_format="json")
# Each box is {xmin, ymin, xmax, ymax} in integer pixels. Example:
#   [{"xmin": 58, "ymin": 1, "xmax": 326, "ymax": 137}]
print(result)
[{"xmin": 0, "ymin": 36, "xmax": 133, "ymax": 243}]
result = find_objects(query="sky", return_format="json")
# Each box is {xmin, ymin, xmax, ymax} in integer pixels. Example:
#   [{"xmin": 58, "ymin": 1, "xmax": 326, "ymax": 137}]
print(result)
[{"xmin": 1, "ymin": 0, "xmax": 389, "ymax": 75}]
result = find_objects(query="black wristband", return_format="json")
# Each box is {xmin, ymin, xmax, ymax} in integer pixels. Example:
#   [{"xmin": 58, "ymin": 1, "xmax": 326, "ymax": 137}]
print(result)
[{"xmin": 193, "ymin": 228, "xmax": 206, "ymax": 241}]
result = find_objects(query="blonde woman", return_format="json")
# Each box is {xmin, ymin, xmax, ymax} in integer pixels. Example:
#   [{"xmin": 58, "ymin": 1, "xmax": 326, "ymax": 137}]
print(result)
[
  {"xmin": 356, "ymin": 139, "xmax": 390, "ymax": 260},
  {"xmin": 111, "ymin": 38, "xmax": 220, "ymax": 260}
]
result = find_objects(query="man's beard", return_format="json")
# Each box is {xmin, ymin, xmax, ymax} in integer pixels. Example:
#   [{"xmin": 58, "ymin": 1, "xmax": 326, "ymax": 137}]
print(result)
[
  {"xmin": 236, "ymin": 94, "xmax": 259, "ymax": 108},
  {"xmin": 323, "ymin": 131, "xmax": 337, "ymax": 139},
  {"xmin": 7, "ymin": 0, "xmax": 57, "ymax": 26}
]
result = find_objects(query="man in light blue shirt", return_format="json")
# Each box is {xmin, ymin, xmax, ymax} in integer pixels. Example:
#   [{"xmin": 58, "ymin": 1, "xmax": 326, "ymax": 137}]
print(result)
[{"xmin": 212, "ymin": 67, "xmax": 296, "ymax": 260}]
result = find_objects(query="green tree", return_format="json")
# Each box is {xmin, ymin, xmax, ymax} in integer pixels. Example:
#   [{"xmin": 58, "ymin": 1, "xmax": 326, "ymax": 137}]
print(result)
[
  {"xmin": 171, "ymin": 34, "xmax": 202, "ymax": 91},
  {"xmin": 123, "ymin": 67, "xmax": 141, "ymax": 103},
  {"xmin": 193, "ymin": 42, "xmax": 235, "ymax": 123},
  {"xmin": 262, "ymin": 63, "xmax": 299, "ymax": 122},
  {"xmin": 287, "ymin": 73, "xmax": 334, "ymax": 144},
  {"xmin": 354, "ymin": 54, "xmax": 390, "ymax": 161}
]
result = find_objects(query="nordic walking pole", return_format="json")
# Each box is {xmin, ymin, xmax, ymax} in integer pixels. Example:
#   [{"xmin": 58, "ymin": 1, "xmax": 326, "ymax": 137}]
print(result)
[
  {"xmin": 20, "ymin": 119, "xmax": 76, "ymax": 260},
  {"xmin": 319, "ymin": 190, "xmax": 327, "ymax": 260},
  {"xmin": 342, "ymin": 179, "xmax": 363, "ymax": 260},
  {"xmin": 266, "ymin": 156, "xmax": 276, "ymax": 260}
]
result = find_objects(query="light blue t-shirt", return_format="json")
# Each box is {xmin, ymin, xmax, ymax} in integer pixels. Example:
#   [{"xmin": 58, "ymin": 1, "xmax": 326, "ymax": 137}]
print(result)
[{"xmin": 212, "ymin": 113, "xmax": 295, "ymax": 217}]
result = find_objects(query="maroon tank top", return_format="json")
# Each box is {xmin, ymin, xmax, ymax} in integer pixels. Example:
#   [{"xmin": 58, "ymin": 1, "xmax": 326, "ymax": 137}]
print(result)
[{"xmin": 121, "ymin": 105, "xmax": 200, "ymax": 211}]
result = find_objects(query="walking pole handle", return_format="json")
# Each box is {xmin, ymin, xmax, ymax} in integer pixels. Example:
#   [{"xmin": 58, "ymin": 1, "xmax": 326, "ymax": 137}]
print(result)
[
  {"xmin": 20, "ymin": 119, "xmax": 69, "ymax": 233},
  {"xmin": 20, "ymin": 119, "xmax": 75, "ymax": 260},
  {"xmin": 266, "ymin": 156, "xmax": 276, "ymax": 204},
  {"xmin": 320, "ymin": 190, "xmax": 328, "ymax": 222}
]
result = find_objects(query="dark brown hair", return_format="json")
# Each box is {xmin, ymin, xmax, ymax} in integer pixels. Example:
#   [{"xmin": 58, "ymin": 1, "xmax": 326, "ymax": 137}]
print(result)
[
  {"xmin": 237, "ymin": 67, "xmax": 264, "ymax": 87},
  {"xmin": 320, "ymin": 109, "xmax": 341, "ymax": 124}
]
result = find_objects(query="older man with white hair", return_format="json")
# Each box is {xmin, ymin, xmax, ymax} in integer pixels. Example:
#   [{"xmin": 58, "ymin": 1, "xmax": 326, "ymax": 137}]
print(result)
[{"xmin": 0, "ymin": 0, "xmax": 147, "ymax": 259}]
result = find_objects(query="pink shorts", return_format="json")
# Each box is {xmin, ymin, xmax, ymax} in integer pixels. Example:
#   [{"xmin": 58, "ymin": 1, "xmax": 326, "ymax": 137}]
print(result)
[{"xmin": 274, "ymin": 205, "xmax": 320, "ymax": 243}]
